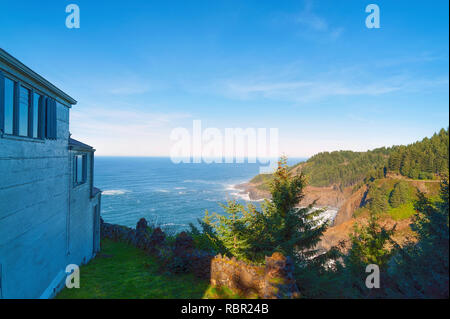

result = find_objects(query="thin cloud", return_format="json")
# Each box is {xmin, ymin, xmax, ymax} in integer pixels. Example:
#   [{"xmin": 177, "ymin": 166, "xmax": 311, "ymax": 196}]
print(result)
[
  {"xmin": 221, "ymin": 78, "xmax": 402, "ymax": 103},
  {"xmin": 297, "ymin": 0, "xmax": 328, "ymax": 31},
  {"xmin": 69, "ymin": 106, "xmax": 192, "ymax": 155},
  {"xmin": 295, "ymin": 0, "xmax": 344, "ymax": 40},
  {"xmin": 214, "ymin": 64, "xmax": 448, "ymax": 103}
]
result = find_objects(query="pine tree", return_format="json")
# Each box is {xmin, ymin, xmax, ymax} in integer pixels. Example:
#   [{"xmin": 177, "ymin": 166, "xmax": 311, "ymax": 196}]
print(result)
[
  {"xmin": 388, "ymin": 176, "xmax": 449, "ymax": 298},
  {"xmin": 268, "ymin": 156, "xmax": 328, "ymax": 261},
  {"xmin": 203, "ymin": 157, "xmax": 328, "ymax": 264},
  {"xmin": 213, "ymin": 201, "xmax": 251, "ymax": 260},
  {"xmin": 334, "ymin": 212, "xmax": 396, "ymax": 298},
  {"xmin": 368, "ymin": 184, "xmax": 390, "ymax": 214},
  {"xmin": 347, "ymin": 212, "xmax": 396, "ymax": 269},
  {"xmin": 389, "ymin": 181, "xmax": 411, "ymax": 208}
]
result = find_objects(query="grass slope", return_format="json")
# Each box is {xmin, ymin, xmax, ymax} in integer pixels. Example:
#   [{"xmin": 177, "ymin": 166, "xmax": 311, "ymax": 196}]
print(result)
[{"xmin": 56, "ymin": 239, "xmax": 209, "ymax": 299}]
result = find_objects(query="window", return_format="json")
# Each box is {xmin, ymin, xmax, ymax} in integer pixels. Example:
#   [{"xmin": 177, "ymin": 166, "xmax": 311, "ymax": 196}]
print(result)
[
  {"xmin": 1, "ymin": 71, "xmax": 54, "ymax": 140},
  {"xmin": 3, "ymin": 77, "xmax": 14, "ymax": 134},
  {"xmin": 32, "ymin": 93, "xmax": 41, "ymax": 138},
  {"xmin": 74, "ymin": 154, "xmax": 87, "ymax": 185},
  {"xmin": 19, "ymin": 85, "xmax": 30, "ymax": 137}
]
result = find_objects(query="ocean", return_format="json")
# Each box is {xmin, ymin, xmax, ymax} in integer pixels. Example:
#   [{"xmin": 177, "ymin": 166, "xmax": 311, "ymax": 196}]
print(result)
[{"xmin": 94, "ymin": 157, "xmax": 337, "ymax": 232}]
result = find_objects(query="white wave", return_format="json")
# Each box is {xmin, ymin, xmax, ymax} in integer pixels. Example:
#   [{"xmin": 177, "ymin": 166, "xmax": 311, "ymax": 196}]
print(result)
[
  {"xmin": 155, "ymin": 189, "xmax": 170, "ymax": 193},
  {"xmin": 226, "ymin": 183, "xmax": 264, "ymax": 202},
  {"xmin": 310, "ymin": 207, "xmax": 338, "ymax": 226},
  {"xmin": 174, "ymin": 187, "xmax": 187, "ymax": 190},
  {"xmin": 229, "ymin": 191, "xmax": 264, "ymax": 202},
  {"xmin": 225, "ymin": 184, "xmax": 238, "ymax": 191},
  {"xmin": 102, "ymin": 189, "xmax": 129, "ymax": 196}
]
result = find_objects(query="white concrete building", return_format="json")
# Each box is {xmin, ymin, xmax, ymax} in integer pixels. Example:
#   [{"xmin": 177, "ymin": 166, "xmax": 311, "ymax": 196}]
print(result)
[{"xmin": 0, "ymin": 48, "xmax": 101, "ymax": 299}]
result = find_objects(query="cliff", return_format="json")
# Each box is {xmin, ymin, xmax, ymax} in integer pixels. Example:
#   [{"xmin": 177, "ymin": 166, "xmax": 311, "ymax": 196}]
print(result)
[
  {"xmin": 240, "ymin": 172, "xmax": 441, "ymax": 255},
  {"xmin": 236, "ymin": 181, "xmax": 361, "ymax": 225}
]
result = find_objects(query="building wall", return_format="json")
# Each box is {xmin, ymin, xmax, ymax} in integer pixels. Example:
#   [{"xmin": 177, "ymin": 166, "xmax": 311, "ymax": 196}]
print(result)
[
  {"xmin": 0, "ymin": 102, "xmax": 71, "ymax": 299},
  {"xmin": 0, "ymin": 56, "xmax": 100, "ymax": 298},
  {"xmin": 68, "ymin": 151, "xmax": 101, "ymax": 266}
]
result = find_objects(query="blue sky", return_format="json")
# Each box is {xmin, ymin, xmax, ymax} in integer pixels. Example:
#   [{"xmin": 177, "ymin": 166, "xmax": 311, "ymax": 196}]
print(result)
[{"xmin": 1, "ymin": 0, "xmax": 448, "ymax": 157}]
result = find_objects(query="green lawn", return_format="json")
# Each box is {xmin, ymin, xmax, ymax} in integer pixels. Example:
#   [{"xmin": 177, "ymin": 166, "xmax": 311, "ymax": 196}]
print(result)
[
  {"xmin": 56, "ymin": 239, "xmax": 210, "ymax": 299},
  {"xmin": 387, "ymin": 202, "xmax": 416, "ymax": 221}
]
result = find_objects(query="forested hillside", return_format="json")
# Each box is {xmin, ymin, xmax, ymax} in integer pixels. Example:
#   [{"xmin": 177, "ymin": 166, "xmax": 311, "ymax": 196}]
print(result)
[
  {"xmin": 388, "ymin": 128, "xmax": 449, "ymax": 179},
  {"xmin": 250, "ymin": 128, "xmax": 448, "ymax": 189},
  {"xmin": 291, "ymin": 128, "xmax": 448, "ymax": 187},
  {"xmin": 297, "ymin": 148, "xmax": 390, "ymax": 187}
]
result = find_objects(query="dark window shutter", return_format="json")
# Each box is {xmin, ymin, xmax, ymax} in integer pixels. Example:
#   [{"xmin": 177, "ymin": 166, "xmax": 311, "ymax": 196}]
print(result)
[
  {"xmin": 45, "ymin": 97, "xmax": 57, "ymax": 139},
  {"xmin": 82, "ymin": 155, "xmax": 87, "ymax": 182},
  {"xmin": 52, "ymin": 99, "xmax": 57, "ymax": 139},
  {"xmin": 73, "ymin": 155, "xmax": 77, "ymax": 185},
  {"xmin": 45, "ymin": 97, "xmax": 50, "ymax": 138},
  {"xmin": 13, "ymin": 81, "xmax": 19, "ymax": 136},
  {"xmin": 28, "ymin": 89, "xmax": 34, "ymax": 138},
  {"xmin": 38, "ymin": 95, "xmax": 45, "ymax": 139},
  {"xmin": 0, "ymin": 71, "xmax": 4, "ymax": 133}
]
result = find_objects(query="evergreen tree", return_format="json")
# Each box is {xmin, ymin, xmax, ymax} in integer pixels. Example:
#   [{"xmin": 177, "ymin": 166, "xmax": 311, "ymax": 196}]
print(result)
[
  {"xmin": 213, "ymin": 201, "xmax": 251, "ymax": 260},
  {"xmin": 368, "ymin": 184, "xmax": 390, "ymax": 214},
  {"xmin": 269, "ymin": 157, "xmax": 328, "ymax": 261},
  {"xmin": 387, "ymin": 177, "xmax": 449, "ymax": 298},
  {"xmin": 347, "ymin": 212, "xmax": 396, "ymax": 269},
  {"xmin": 202, "ymin": 157, "xmax": 328, "ymax": 264},
  {"xmin": 389, "ymin": 181, "xmax": 411, "ymax": 208}
]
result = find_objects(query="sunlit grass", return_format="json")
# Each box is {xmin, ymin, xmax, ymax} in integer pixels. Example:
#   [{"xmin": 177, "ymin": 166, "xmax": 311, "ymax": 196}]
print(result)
[
  {"xmin": 56, "ymin": 239, "xmax": 209, "ymax": 299},
  {"xmin": 387, "ymin": 202, "xmax": 416, "ymax": 221}
]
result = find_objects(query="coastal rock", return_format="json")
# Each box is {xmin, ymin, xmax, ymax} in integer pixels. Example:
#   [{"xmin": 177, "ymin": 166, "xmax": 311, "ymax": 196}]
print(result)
[
  {"xmin": 174, "ymin": 232, "xmax": 195, "ymax": 254},
  {"xmin": 263, "ymin": 253, "xmax": 300, "ymax": 299},
  {"xmin": 136, "ymin": 218, "xmax": 148, "ymax": 233},
  {"xmin": 210, "ymin": 252, "xmax": 300, "ymax": 299},
  {"xmin": 333, "ymin": 184, "xmax": 368, "ymax": 226},
  {"xmin": 149, "ymin": 227, "xmax": 166, "ymax": 246},
  {"xmin": 171, "ymin": 232, "xmax": 214, "ymax": 278}
]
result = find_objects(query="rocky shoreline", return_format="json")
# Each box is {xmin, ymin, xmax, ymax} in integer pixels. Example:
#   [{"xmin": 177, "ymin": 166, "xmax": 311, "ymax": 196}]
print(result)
[
  {"xmin": 235, "ymin": 182, "xmax": 346, "ymax": 218},
  {"xmin": 233, "ymin": 182, "xmax": 270, "ymax": 201}
]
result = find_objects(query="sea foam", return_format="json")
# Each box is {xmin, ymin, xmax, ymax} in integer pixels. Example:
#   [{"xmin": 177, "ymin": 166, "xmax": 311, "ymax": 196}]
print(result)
[{"xmin": 102, "ymin": 189, "xmax": 129, "ymax": 196}]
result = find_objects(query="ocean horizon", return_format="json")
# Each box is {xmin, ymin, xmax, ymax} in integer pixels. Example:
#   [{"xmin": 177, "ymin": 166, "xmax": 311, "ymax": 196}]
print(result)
[{"xmin": 95, "ymin": 156, "xmax": 317, "ymax": 231}]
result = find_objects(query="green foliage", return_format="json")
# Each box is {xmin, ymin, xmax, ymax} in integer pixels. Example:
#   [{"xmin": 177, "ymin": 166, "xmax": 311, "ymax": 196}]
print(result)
[
  {"xmin": 268, "ymin": 157, "xmax": 328, "ymax": 261},
  {"xmin": 389, "ymin": 181, "xmax": 411, "ymax": 208},
  {"xmin": 249, "ymin": 173, "xmax": 273, "ymax": 190},
  {"xmin": 252, "ymin": 128, "xmax": 448, "ymax": 190},
  {"xmin": 347, "ymin": 213, "xmax": 396, "ymax": 269},
  {"xmin": 188, "ymin": 211, "xmax": 227, "ymax": 255},
  {"xmin": 387, "ymin": 202, "xmax": 416, "ymax": 221},
  {"xmin": 203, "ymin": 286, "xmax": 252, "ymax": 299},
  {"xmin": 201, "ymin": 157, "xmax": 329, "ymax": 264},
  {"xmin": 56, "ymin": 239, "xmax": 209, "ymax": 299},
  {"xmin": 388, "ymin": 128, "xmax": 449, "ymax": 179},
  {"xmin": 367, "ymin": 183, "xmax": 390, "ymax": 214},
  {"xmin": 387, "ymin": 177, "xmax": 449, "ymax": 298},
  {"xmin": 317, "ymin": 213, "xmax": 396, "ymax": 298},
  {"xmin": 323, "ymin": 177, "xmax": 449, "ymax": 298},
  {"xmin": 212, "ymin": 201, "xmax": 252, "ymax": 260},
  {"xmin": 302, "ymin": 149, "xmax": 389, "ymax": 187}
]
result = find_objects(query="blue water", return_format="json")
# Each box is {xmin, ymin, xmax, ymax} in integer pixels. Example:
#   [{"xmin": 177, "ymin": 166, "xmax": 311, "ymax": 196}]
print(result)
[{"xmin": 94, "ymin": 157, "xmax": 306, "ymax": 231}]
